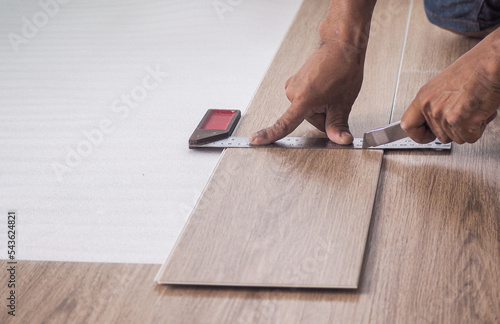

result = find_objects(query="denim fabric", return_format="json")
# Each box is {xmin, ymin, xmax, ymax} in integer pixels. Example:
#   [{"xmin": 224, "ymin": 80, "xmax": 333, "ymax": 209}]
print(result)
[{"xmin": 424, "ymin": 0, "xmax": 500, "ymax": 33}]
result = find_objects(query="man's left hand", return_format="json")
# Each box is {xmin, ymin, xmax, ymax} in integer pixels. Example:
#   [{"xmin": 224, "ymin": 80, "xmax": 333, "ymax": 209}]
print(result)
[{"xmin": 401, "ymin": 31, "xmax": 500, "ymax": 144}]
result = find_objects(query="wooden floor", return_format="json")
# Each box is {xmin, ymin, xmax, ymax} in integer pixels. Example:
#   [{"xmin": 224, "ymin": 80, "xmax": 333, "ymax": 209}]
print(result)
[{"xmin": 2, "ymin": 0, "xmax": 500, "ymax": 323}]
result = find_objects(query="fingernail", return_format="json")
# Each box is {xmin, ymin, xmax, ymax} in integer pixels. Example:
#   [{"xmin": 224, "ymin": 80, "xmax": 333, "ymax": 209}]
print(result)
[
  {"xmin": 341, "ymin": 131, "xmax": 352, "ymax": 138},
  {"xmin": 249, "ymin": 133, "xmax": 258, "ymax": 144}
]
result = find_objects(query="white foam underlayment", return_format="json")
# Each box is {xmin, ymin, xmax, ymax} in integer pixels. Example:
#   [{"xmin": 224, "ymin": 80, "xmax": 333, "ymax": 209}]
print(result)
[{"xmin": 0, "ymin": 0, "xmax": 302, "ymax": 264}]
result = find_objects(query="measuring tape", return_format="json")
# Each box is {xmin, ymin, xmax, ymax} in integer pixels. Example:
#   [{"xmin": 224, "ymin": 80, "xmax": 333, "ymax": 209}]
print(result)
[{"xmin": 189, "ymin": 109, "xmax": 451, "ymax": 150}]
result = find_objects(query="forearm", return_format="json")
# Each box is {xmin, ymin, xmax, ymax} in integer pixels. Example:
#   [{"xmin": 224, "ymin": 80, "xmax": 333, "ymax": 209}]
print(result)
[{"xmin": 319, "ymin": 0, "xmax": 377, "ymax": 48}]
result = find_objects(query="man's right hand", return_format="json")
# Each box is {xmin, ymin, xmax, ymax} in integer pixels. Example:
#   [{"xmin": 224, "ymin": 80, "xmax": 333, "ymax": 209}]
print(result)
[
  {"xmin": 249, "ymin": 40, "xmax": 364, "ymax": 145},
  {"xmin": 249, "ymin": 0, "xmax": 377, "ymax": 145}
]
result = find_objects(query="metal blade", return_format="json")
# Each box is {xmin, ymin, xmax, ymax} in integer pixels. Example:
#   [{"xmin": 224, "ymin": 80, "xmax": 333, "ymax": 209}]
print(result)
[
  {"xmin": 190, "ymin": 136, "xmax": 451, "ymax": 150},
  {"xmin": 362, "ymin": 121, "xmax": 408, "ymax": 148}
]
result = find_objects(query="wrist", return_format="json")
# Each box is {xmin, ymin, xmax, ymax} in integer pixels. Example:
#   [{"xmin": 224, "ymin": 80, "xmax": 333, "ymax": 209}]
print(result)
[
  {"xmin": 318, "ymin": 0, "xmax": 376, "ymax": 49},
  {"xmin": 490, "ymin": 29, "xmax": 500, "ymax": 79},
  {"xmin": 478, "ymin": 29, "xmax": 500, "ymax": 83}
]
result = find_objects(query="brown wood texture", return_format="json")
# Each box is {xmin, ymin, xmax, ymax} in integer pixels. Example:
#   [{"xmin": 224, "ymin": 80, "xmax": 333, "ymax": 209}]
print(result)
[
  {"xmin": 2, "ymin": 1, "xmax": 499, "ymax": 324},
  {"xmin": 157, "ymin": 0, "xmax": 411, "ymax": 288},
  {"xmin": 371, "ymin": 0, "xmax": 500, "ymax": 321}
]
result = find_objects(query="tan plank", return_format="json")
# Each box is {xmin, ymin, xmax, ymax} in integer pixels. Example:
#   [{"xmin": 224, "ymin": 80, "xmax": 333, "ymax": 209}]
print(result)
[
  {"xmin": 157, "ymin": 0, "xmax": 410, "ymax": 288},
  {"xmin": 0, "ymin": 261, "xmax": 158, "ymax": 324},
  {"xmin": 371, "ymin": 1, "xmax": 500, "ymax": 322}
]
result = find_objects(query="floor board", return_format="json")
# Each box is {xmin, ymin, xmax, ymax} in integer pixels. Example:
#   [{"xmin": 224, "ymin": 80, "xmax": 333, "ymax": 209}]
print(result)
[{"xmin": 372, "ymin": 1, "xmax": 500, "ymax": 321}]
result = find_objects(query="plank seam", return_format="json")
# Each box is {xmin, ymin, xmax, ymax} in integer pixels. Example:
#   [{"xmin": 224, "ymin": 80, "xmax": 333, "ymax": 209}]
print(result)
[
  {"xmin": 389, "ymin": 0, "xmax": 414, "ymax": 124},
  {"xmin": 356, "ymin": 0, "xmax": 414, "ymax": 285}
]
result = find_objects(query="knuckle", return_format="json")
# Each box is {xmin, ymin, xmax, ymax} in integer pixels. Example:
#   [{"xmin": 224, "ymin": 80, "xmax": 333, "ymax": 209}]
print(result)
[
  {"xmin": 292, "ymin": 88, "xmax": 309, "ymax": 104},
  {"xmin": 433, "ymin": 129, "xmax": 450, "ymax": 143},
  {"xmin": 272, "ymin": 118, "xmax": 288, "ymax": 135},
  {"xmin": 428, "ymin": 108, "xmax": 442, "ymax": 121},
  {"xmin": 447, "ymin": 114, "xmax": 462, "ymax": 128},
  {"xmin": 465, "ymin": 98, "xmax": 480, "ymax": 112},
  {"xmin": 462, "ymin": 129, "xmax": 483, "ymax": 143},
  {"xmin": 439, "ymin": 137, "xmax": 452, "ymax": 144},
  {"xmin": 416, "ymin": 86, "xmax": 427, "ymax": 98},
  {"xmin": 257, "ymin": 128, "xmax": 269, "ymax": 139},
  {"xmin": 416, "ymin": 88, "xmax": 431, "ymax": 107},
  {"xmin": 285, "ymin": 87, "xmax": 294, "ymax": 102},
  {"xmin": 457, "ymin": 120, "xmax": 486, "ymax": 143},
  {"xmin": 327, "ymin": 115, "xmax": 348, "ymax": 128}
]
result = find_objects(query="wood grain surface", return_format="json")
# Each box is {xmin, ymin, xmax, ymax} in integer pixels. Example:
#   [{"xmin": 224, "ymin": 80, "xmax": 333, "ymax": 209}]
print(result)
[
  {"xmin": 372, "ymin": 0, "xmax": 500, "ymax": 322},
  {"xmin": 157, "ymin": 0, "xmax": 410, "ymax": 288},
  {"xmin": 2, "ymin": 1, "xmax": 499, "ymax": 324}
]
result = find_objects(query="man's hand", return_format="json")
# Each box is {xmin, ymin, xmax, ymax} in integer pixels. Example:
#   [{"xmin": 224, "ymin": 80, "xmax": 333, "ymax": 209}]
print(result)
[
  {"xmin": 401, "ymin": 30, "xmax": 500, "ymax": 144},
  {"xmin": 249, "ymin": 0, "xmax": 377, "ymax": 145},
  {"xmin": 249, "ymin": 41, "xmax": 364, "ymax": 145}
]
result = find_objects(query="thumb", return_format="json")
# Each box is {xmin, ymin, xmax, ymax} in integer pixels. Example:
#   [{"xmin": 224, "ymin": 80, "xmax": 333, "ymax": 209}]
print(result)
[
  {"xmin": 401, "ymin": 99, "xmax": 436, "ymax": 144},
  {"xmin": 325, "ymin": 109, "xmax": 353, "ymax": 145}
]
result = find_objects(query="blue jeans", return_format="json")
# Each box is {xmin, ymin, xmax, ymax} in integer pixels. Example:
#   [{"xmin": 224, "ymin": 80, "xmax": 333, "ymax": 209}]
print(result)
[{"xmin": 424, "ymin": 0, "xmax": 500, "ymax": 33}]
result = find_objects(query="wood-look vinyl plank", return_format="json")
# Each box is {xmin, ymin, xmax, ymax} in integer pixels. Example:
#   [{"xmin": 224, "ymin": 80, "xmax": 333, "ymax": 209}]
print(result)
[
  {"xmin": 157, "ymin": 0, "xmax": 410, "ymax": 288},
  {"xmin": 371, "ymin": 1, "xmax": 500, "ymax": 322}
]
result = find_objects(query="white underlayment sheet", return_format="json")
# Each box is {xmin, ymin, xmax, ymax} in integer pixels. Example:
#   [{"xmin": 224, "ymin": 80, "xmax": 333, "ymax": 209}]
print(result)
[{"xmin": 0, "ymin": 0, "xmax": 302, "ymax": 263}]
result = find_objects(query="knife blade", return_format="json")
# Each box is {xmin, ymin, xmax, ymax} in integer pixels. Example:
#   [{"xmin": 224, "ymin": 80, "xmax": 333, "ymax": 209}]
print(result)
[{"xmin": 362, "ymin": 121, "xmax": 408, "ymax": 148}]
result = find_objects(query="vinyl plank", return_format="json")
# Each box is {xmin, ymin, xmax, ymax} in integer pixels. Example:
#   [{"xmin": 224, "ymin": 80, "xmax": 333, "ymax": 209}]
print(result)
[
  {"xmin": 157, "ymin": 0, "xmax": 411, "ymax": 288},
  {"xmin": 372, "ymin": 0, "xmax": 500, "ymax": 322}
]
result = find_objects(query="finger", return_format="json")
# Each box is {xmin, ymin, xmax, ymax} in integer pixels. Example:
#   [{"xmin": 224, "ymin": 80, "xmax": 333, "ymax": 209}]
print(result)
[
  {"xmin": 426, "ymin": 117, "xmax": 452, "ymax": 144},
  {"xmin": 442, "ymin": 120, "xmax": 466, "ymax": 144},
  {"xmin": 459, "ymin": 110, "xmax": 497, "ymax": 143},
  {"xmin": 324, "ymin": 108, "xmax": 353, "ymax": 145},
  {"xmin": 306, "ymin": 113, "xmax": 326, "ymax": 132},
  {"xmin": 454, "ymin": 120, "xmax": 487, "ymax": 143},
  {"xmin": 249, "ymin": 102, "xmax": 307, "ymax": 145},
  {"xmin": 450, "ymin": 122, "xmax": 481, "ymax": 143},
  {"xmin": 401, "ymin": 100, "xmax": 436, "ymax": 144},
  {"xmin": 285, "ymin": 77, "xmax": 292, "ymax": 90},
  {"xmin": 486, "ymin": 110, "xmax": 498, "ymax": 124},
  {"xmin": 417, "ymin": 98, "xmax": 452, "ymax": 143}
]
